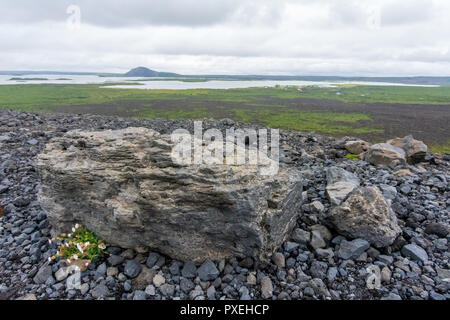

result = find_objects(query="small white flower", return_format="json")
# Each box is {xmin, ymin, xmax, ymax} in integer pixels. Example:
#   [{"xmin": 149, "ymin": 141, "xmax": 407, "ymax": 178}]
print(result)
[
  {"xmin": 73, "ymin": 254, "xmax": 78, "ymax": 260},
  {"xmin": 76, "ymin": 243, "xmax": 84, "ymax": 254},
  {"xmin": 75, "ymin": 223, "xmax": 80, "ymax": 229},
  {"xmin": 98, "ymin": 243, "xmax": 106, "ymax": 250},
  {"xmin": 72, "ymin": 227, "xmax": 75, "ymax": 232}
]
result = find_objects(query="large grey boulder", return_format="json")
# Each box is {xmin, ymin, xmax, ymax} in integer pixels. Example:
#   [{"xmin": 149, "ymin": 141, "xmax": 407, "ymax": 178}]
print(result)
[
  {"xmin": 328, "ymin": 187, "xmax": 401, "ymax": 248},
  {"xmin": 387, "ymin": 135, "xmax": 428, "ymax": 164},
  {"xmin": 36, "ymin": 127, "xmax": 303, "ymax": 263},
  {"xmin": 325, "ymin": 167, "xmax": 360, "ymax": 206},
  {"xmin": 363, "ymin": 143, "xmax": 406, "ymax": 166}
]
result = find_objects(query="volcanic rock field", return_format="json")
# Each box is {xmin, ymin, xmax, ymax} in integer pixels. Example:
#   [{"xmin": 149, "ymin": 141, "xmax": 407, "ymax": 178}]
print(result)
[{"xmin": 0, "ymin": 110, "xmax": 449, "ymax": 300}]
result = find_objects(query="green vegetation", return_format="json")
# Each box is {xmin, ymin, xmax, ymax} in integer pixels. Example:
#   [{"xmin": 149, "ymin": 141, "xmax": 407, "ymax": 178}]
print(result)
[
  {"xmin": 0, "ymin": 84, "xmax": 145, "ymax": 111},
  {"xmin": 49, "ymin": 224, "xmax": 107, "ymax": 263},
  {"xmin": 0, "ymin": 83, "xmax": 449, "ymax": 152},
  {"xmin": 139, "ymin": 106, "xmax": 382, "ymax": 134},
  {"xmin": 0, "ymin": 84, "xmax": 445, "ymax": 111},
  {"xmin": 293, "ymin": 85, "xmax": 450, "ymax": 104},
  {"xmin": 231, "ymin": 109, "xmax": 382, "ymax": 134},
  {"xmin": 345, "ymin": 154, "xmax": 360, "ymax": 159},
  {"xmin": 1, "ymin": 84, "xmax": 449, "ymax": 112},
  {"xmin": 429, "ymin": 140, "xmax": 450, "ymax": 154}
]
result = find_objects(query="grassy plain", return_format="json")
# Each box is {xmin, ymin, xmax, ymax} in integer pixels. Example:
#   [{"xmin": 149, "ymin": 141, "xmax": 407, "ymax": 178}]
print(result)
[
  {"xmin": 1, "ymin": 84, "xmax": 450, "ymax": 111},
  {"xmin": 0, "ymin": 83, "xmax": 449, "ymax": 152}
]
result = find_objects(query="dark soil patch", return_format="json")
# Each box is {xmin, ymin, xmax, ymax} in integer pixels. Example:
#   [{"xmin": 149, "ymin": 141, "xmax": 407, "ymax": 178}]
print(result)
[{"xmin": 48, "ymin": 97, "xmax": 450, "ymax": 146}]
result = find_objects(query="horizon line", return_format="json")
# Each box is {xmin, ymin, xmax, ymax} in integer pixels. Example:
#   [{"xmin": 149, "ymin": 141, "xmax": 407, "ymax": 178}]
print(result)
[{"xmin": 1, "ymin": 69, "xmax": 450, "ymax": 78}]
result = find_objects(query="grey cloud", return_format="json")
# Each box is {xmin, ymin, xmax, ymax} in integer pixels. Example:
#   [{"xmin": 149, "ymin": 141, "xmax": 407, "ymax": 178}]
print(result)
[
  {"xmin": 381, "ymin": 0, "xmax": 435, "ymax": 26},
  {"xmin": 2, "ymin": 0, "xmax": 284, "ymax": 27},
  {"xmin": 328, "ymin": 1, "xmax": 369, "ymax": 27},
  {"xmin": 0, "ymin": 0, "xmax": 449, "ymax": 76}
]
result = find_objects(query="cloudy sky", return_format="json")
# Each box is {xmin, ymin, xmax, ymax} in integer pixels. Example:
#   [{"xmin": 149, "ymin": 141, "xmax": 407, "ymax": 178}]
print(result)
[{"xmin": 1, "ymin": 0, "xmax": 449, "ymax": 76}]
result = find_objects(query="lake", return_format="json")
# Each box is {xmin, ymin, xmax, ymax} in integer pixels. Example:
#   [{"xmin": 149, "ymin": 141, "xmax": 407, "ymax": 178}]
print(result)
[{"xmin": 0, "ymin": 74, "xmax": 439, "ymax": 89}]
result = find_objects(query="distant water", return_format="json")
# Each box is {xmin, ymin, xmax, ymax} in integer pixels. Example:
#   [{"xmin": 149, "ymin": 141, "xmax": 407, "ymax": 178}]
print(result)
[
  {"xmin": 0, "ymin": 74, "xmax": 125, "ymax": 85},
  {"xmin": 0, "ymin": 74, "xmax": 439, "ymax": 89}
]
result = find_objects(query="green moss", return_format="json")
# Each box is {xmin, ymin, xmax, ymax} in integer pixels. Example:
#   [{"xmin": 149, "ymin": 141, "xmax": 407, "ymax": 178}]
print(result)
[{"xmin": 345, "ymin": 154, "xmax": 360, "ymax": 159}]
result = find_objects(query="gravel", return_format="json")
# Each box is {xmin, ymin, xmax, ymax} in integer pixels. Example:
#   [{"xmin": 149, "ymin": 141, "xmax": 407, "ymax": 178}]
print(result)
[
  {"xmin": 260, "ymin": 276, "xmax": 273, "ymax": 299},
  {"xmin": 401, "ymin": 244, "xmax": 429, "ymax": 263},
  {"xmin": 146, "ymin": 252, "xmax": 159, "ymax": 268},
  {"xmin": 152, "ymin": 274, "xmax": 165, "ymax": 287},
  {"xmin": 91, "ymin": 283, "xmax": 110, "ymax": 299},
  {"xmin": 337, "ymin": 239, "xmax": 370, "ymax": 260},
  {"xmin": 197, "ymin": 260, "xmax": 220, "ymax": 282},
  {"xmin": 181, "ymin": 261, "xmax": 197, "ymax": 279},
  {"xmin": 124, "ymin": 260, "xmax": 142, "ymax": 279}
]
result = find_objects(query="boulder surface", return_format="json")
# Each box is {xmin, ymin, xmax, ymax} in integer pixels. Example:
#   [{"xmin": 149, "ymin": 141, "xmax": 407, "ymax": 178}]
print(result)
[
  {"xmin": 387, "ymin": 135, "xmax": 428, "ymax": 164},
  {"xmin": 325, "ymin": 167, "xmax": 360, "ymax": 206},
  {"xmin": 36, "ymin": 127, "xmax": 303, "ymax": 263},
  {"xmin": 363, "ymin": 143, "xmax": 406, "ymax": 166},
  {"xmin": 345, "ymin": 140, "xmax": 370, "ymax": 155},
  {"xmin": 328, "ymin": 186, "xmax": 401, "ymax": 248}
]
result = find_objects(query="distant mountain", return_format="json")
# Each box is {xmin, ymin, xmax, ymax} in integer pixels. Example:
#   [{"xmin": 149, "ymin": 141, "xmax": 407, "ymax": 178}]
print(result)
[
  {"xmin": 0, "ymin": 68, "xmax": 449, "ymax": 85},
  {"xmin": 123, "ymin": 67, "xmax": 180, "ymax": 77}
]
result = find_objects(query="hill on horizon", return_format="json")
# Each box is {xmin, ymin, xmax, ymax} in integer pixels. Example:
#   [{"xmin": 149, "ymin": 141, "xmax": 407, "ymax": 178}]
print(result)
[{"xmin": 123, "ymin": 66, "xmax": 180, "ymax": 77}]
